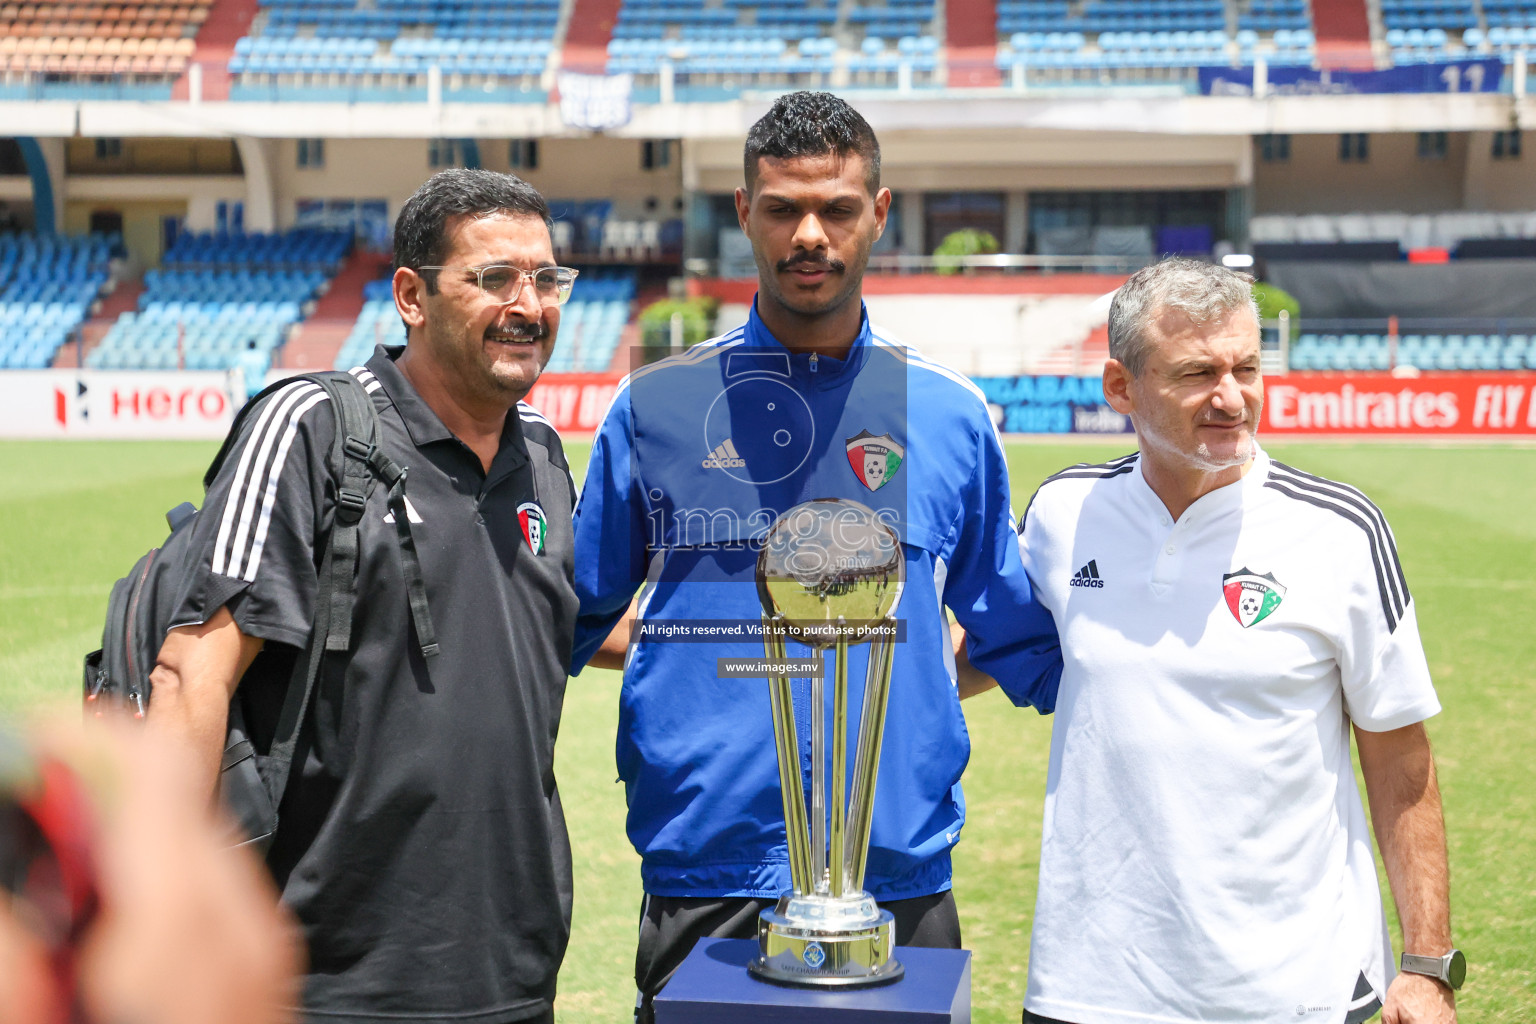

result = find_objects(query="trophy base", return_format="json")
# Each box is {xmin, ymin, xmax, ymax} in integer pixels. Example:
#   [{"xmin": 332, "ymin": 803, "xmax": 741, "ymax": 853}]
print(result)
[{"xmin": 748, "ymin": 894, "xmax": 905, "ymax": 988}]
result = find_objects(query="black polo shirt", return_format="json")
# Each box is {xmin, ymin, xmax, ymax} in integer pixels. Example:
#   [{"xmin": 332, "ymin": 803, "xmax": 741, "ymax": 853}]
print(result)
[{"xmin": 170, "ymin": 346, "xmax": 577, "ymax": 1024}]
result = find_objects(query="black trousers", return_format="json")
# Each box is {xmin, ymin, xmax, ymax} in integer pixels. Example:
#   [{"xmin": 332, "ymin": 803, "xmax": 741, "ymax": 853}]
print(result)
[{"xmin": 635, "ymin": 890, "xmax": 962, "ymax": 1024}]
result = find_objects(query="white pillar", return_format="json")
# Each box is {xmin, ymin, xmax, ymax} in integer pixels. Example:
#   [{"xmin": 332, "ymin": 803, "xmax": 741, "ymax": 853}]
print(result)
[
  {"xmin": 35, "ymin": 137, "xmax": 65, "ymax": 234},
  {"xmin": 1462, "ymin": 131, "xmax": 1495, "ymax": 209},
  {"xmin": 660, "ymin": 59, "xmax": 675, "ymax": 105},
  {"xmin": 1004, "ymin": 190, "xmax": 1028, "ymax": 254},
  {"xmin": 428, "ymin": 64, "xmax": 443, "ymax": 114},
  {"xmin": 188, "ymin": 61, "xmax": 203, "ymax": 104},
  {"xmin": 900, "ymin": 191, "xmax": 925, "ymax": 254},
  {"xmin": 235, "ymin": 136, "xmax": 277, "ymax": 232}
]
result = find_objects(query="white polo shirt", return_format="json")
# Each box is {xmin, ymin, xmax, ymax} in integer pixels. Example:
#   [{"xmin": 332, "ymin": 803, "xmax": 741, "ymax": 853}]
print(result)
[{"xmin": 1019, "ymin": 447, "xmax": 1440, "ymax": 1024}]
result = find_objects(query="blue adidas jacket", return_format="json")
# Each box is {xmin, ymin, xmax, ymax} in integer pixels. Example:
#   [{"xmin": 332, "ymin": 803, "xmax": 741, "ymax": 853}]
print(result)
[{"xmin": 571, "ymin": 302, "xmax": 1060, "ymax": 899}]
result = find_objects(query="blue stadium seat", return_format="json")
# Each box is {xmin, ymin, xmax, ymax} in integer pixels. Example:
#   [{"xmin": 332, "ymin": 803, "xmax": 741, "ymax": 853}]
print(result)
[{"xmin": 0, "ymin": 233, "xmax": 109, "ymax": 369}]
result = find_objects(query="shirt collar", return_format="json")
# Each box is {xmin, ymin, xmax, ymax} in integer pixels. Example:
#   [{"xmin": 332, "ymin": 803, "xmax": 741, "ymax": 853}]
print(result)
[
  {"xmin": 366, "ymin": 345, "xmax": 530, "ymax": 479},
  {"xmin": 1133, "ymin": 443, "xmax": 1272, "ymax": 522},
  {"xmin": 744, "ymin": 296, "xmax": 873, "ymax": 382},
  {"xmin": 367, "ymin": 345, "xmax": 453, "ymax": 446}
]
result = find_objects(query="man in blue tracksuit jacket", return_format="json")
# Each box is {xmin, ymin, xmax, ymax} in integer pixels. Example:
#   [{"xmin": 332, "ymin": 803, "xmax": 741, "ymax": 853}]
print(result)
[{"xmin": 570, "ymin": 92, "xmax": 1061, "ymax": 1021}]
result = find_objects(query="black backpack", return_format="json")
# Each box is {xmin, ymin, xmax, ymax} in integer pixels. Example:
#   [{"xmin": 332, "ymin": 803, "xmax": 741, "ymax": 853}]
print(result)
[{"xmin": 84, "ymin": 370, "xmax": 438, "ymax": 851}]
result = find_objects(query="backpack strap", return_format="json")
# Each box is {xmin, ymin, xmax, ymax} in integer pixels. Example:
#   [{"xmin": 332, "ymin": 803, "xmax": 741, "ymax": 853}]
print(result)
[
  {"xmin": 318, "ymin": 376, "xmax": 379, "ymax": 656},
  {"xmin": 317, "ymin": 374, "xmax": 439, "ymax": 661}
]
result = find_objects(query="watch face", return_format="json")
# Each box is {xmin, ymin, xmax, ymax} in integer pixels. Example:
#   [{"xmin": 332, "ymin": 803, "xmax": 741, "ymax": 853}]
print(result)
[{"xmin": 1447, "ymin": 949, "xmax": 1467, "ymax": 989}]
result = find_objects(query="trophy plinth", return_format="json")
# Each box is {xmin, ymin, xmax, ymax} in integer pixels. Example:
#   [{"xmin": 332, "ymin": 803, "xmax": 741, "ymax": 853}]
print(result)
[
  {"xmin": 750, "ymin": 498, "xmax": 905, "ymax": 988},
  {"xmin": 750, "ymin": 893, "xmax": 903, "ymax": 987}
]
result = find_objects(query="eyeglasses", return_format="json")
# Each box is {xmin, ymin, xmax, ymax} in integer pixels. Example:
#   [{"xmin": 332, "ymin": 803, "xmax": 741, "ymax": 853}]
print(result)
[{"xmin": 416, "ymin": 264, "xmax": 580, "ymax": 306}]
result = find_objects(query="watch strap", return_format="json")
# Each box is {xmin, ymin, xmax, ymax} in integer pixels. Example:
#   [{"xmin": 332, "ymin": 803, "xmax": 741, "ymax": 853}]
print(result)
[
  {"xmin": 1400, "ymin": 953, "xmax": 1447, "ymax": 981},
  {"xmin": 1400, "ymin": 950, "xmax": 1464, "ymax": 990}
]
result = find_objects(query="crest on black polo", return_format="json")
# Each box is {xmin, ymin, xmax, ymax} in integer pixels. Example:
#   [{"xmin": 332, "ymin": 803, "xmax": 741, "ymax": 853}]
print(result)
[
  {"xmin": 518, "ymin": 501, "xmax": 547, "ymax": 555},
  {"xmin": 1222, "ymin": 568, "xmax": 1286, "ymax": 627}
]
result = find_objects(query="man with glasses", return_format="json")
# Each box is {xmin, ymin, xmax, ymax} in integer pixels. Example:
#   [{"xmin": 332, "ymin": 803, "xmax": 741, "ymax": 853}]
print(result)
[{"xmin": 147, "ymin": 168, "xmax": 581, "ymax": 1024}]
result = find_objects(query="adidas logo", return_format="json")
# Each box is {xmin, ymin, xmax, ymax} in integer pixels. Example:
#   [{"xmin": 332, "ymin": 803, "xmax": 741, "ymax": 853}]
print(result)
[
  {"xmin": 382, "ymin": 495, "xmax": 424, "ymax": 524},
  {"xmin": 702, "ymin": 438, "xmax": 746, "ymax": 469},
  {"xmin": 1069, "ymin": 559, "xmax": 1105, "ymax": 588}
]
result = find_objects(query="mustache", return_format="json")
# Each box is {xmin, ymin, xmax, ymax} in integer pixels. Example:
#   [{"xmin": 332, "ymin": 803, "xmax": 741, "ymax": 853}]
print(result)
[
  {"xmin": 485, "ymin": 320, "xmax": 547, "ymax": 340},
  {"xmin": 776, "ymin": 252, "xmax": 846, "ymax": 274}
]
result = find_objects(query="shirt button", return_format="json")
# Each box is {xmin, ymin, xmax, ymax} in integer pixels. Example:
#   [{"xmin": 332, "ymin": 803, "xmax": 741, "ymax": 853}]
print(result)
[{"xmin": 1165, "ymin": 544, "xmax": 1176, "ymax": 555}]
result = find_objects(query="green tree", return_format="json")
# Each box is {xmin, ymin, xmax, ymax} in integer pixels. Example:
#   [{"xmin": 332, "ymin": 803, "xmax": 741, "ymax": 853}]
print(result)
[
  {"xmin": 932, "ymin": 228, "xmax": 999, "ymax": 275},
  {"xmin": 1252, "ymin": 281, "xmax": 1300, "ymax": 323},
  {"xmin": 638, "ymin": 296, "xmax": 719, "ymax": 361}
]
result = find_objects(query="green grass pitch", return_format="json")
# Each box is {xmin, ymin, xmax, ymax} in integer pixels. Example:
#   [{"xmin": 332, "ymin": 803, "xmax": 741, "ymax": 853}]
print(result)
[{"xmin": 1, "ymin": 439, "xmax": 1532, "ymax": 1021}]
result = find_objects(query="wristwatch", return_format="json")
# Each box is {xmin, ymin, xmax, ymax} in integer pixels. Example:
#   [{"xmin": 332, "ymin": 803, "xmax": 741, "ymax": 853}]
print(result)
[{"xmin": 1400, "ymin": 949, "xmax": 1467, "ymax": 990}]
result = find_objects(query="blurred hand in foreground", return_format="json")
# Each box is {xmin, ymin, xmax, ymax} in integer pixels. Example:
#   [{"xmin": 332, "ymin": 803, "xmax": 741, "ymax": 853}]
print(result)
[{"xmin": 0, "ymin": 720, "xmax": 303, "ymax": 1024}]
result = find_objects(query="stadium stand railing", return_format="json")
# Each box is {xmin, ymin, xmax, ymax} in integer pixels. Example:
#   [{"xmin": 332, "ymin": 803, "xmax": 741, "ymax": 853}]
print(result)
[
  {"xmin": 0, "ymin": 233, "xmax": 112, "ymax": 370},
  {"xmin": 86, "ymin": 228, "xmax": 348, "ymax": 381}
]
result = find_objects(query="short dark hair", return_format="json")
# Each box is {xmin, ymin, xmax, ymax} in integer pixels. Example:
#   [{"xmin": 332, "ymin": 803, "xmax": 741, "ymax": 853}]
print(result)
[
  {"xmin": 393, "ymin": 168, "xmax": 551, "ymax": 294},
  {"xmin": 743, "ymin": 91, "xmax": 881, "ymax": 195}
]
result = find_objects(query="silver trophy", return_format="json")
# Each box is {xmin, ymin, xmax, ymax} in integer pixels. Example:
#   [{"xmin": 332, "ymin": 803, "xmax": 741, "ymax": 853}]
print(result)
[{"xmin": 750, "ymin": 498, "xmax": 905, "ymax": 987}]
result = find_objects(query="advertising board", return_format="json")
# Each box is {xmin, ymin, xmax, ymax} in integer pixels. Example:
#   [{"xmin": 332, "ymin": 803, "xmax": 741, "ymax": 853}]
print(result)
[
  {"xmin": 971, "ymin": 373, "xmax": 1536, "ymax": 438},
  {"xmin": 0, "ymin": 370, "xmax": 244, "ymax": 439},
  {"xmin": 523, "ymin": 373, "xmax": 622, "ymax": 433},
  {"xmin": 1262, "ymin": 373, "xmax": 1536, "ymax": 435},
  {"xmin": 6, "ymin": 371, "xmax": 1529, "ymax": 440},
  {"xmin": 1200, "ymin": 58, "xmax": 1503, "ymax": 96}
]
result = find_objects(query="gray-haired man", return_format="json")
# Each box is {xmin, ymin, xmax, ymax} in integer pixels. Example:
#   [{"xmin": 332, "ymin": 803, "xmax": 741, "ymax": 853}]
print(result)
[{"xmin": 1013, "ymin": 258, "xmax": 1459, "ymax": 1024}]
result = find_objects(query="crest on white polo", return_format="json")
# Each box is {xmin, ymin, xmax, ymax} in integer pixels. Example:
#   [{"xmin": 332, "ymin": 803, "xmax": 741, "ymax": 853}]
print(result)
[{"xmin": 1222, "ymin": 568, "xmax": 1286, "ymax": 627}]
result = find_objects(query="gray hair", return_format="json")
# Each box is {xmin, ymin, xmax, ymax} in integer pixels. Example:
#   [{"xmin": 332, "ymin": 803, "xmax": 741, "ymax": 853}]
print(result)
[{"xmin": 1107, "ymin": 257, "xmax": 1260, "ymax": 376}]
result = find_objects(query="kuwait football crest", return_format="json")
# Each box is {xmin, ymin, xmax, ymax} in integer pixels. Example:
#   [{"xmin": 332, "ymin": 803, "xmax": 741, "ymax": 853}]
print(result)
[
  {"xmin": 517, "ymin": 501, "xmax": 547, "ymax": 555},
  {"xmin": 845, "ymin": 430, "xmax": 904, "ymax": 491},
  {"xmin": 1222, "ymin": 568, "xmax": 1286, "ymax": 627}
]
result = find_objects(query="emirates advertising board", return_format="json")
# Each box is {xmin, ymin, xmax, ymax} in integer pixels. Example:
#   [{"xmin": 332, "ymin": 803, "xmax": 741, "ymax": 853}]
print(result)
[
  {"xmin": 1260, "ymin": 374, "xmax": 1536, "ymax": 435},
  {"xmin": 971, "ymin": 373, "xmax": 1536, "ymax": 438},
  {"xmin": 0, "ymin": 371, "xmax": 244, "ymax": 439}
]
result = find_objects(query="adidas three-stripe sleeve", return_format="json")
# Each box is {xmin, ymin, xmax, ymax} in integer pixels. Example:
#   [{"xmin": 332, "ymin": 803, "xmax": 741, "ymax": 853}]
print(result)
[
  {"xmin": 1264, "ymin": 460, "xmax": 1437, "ymax": 732},
  {"xmin": 569, "ymin": 390, "xmax": 648, "ymax": 673},
  {"xmin": 169, "ymin": 379, "xmax": 337, "ymax": 649}
]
